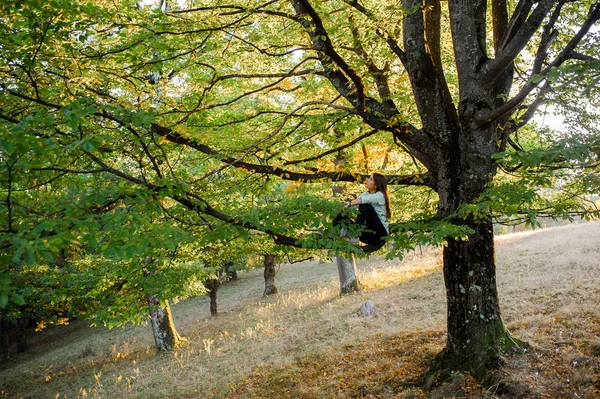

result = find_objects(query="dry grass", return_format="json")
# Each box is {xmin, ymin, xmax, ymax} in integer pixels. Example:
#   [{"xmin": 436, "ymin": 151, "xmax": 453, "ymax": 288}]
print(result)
[{"xmin": 1, "ymin": 222, "xmax": 599, "ymax": 398}]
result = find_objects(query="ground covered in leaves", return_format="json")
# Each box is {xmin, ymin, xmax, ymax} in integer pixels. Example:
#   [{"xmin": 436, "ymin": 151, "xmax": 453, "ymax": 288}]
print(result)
[{"xmin": 225, "ymin": 311, "xmax": 600, "ymax": 399}]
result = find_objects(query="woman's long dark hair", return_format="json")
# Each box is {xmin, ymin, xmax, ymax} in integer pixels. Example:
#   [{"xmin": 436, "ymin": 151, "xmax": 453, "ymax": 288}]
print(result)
[{"xmin": 372, "ymin": 173, "xmax": 392, "ymax": 219}]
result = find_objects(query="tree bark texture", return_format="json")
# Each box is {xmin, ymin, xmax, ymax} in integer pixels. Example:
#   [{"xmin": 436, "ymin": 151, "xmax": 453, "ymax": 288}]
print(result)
[
  {"xmin": 147, "ymin": 297, "xmax": 184, "ymax": 351},
  {"xmin": 441, "ymin": 218, "xmax": 514, "ymax": 377},
  {"xmin": 204, "ymin": 277, "xmax": 221, "ymax": 316},
  {"xmin": 336, "ymin": 243, "xmax": 361, "ymax": 295},
  {"xmin": 209, "ymin": 287, "xmax": 218, "ymax": 316},
  {"xmin": 263, "ymin": 254, "xmax": 279, "ymax": 296}
]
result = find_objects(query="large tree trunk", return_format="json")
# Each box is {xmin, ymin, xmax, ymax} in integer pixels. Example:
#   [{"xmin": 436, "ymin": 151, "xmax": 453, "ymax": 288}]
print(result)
[
  {"xmin": 433, "ymin": 122, "xmax": 518, "ymax": 379},
  {"xmin": 439, "ymin": 218, "xmax": 516, "ymax": 378},
  {"xmin": 263, "ymin": 254, "xmax": 278, "ymax": 296},
  {"xmin": 147, "ymin": 297, "xmax": 184, "ymax": 351}
]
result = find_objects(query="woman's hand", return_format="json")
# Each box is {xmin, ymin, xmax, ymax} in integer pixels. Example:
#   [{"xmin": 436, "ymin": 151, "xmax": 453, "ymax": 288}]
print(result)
[{"xmin": 348, "ymin": 197, "xmax": 362, "ymax": 207}]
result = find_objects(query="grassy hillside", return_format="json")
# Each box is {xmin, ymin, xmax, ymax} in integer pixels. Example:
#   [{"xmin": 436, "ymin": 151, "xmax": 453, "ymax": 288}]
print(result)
[{"xmin": 1, "ymin": 222, "xmax": 600, "ymax": 398}]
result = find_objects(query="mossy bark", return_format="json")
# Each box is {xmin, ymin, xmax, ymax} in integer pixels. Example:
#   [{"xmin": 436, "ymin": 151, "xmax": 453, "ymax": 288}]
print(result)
[
  {"xmin": 429, "ymin": 218, "xmax": 519, "ymax": 384},
  {"xmin": 147, "ymin": 297, "xmax": 185, "ymax": 351},
  {"xmin": 428, "ymin": 114, "xmax": 519, "ymax": 382}
]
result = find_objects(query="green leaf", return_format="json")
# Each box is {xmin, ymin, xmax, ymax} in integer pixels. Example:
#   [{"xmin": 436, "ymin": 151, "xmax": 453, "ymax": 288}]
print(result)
[
  {"xmin": 11, "ymin": 293, "xmax": 26, "ymax": 306},
  {"xmin": 0, "ymin": 293, "xmax": 8, "ymax": 308}
]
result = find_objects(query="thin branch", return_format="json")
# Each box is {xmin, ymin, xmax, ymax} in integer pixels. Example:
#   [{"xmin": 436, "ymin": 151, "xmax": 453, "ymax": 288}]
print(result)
[
  {"xmin": 341, "ymin": 0, "xmax": 408, "ymax": 67},
  {"xmin": 478, "ymin": 2, "xmax": 600, "ymax": 126},
  {"xmin": 293, "ymin": 0, "xmax": 365, "ymax": 111},
  {"xmin": 481, "ymin": 0, "xmax": 556, "ymax": 81},
  {"xmin": 149, "ymin": 122, "xmax": 435, "ymax": 188},
  {"xmin": 571, "ymin": 51, "xmax": 600, "ymax": 63},
  {"xmin": 203, "ymin": 58, "xmax": 318, "ymax": 110},
  {"xmin": 195, "ymin": 100, "xmax": 356, "ymax": 181},
  {"xmin": 32, "ymin": 167, "xmax": 108, "ymax": 174},
  {"xmin": 283, "ymin": 128, "xmax": 378, "ymax": 166},
  {"xmin": 501, "ymin": 82, "xmax": 551, "ymax": 142},
  {"xmin": 83, "ymin": 150, "xmax": 304, "ymax": 248}
]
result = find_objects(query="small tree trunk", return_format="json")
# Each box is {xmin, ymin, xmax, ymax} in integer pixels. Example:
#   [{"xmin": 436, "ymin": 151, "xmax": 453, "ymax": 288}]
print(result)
[
  {"xmin": 204, "ymin": 278, "xmax": 220, "ymax": 316},
  {"xmin": 334, "ymin": 230, "xmax": 362, "ymax": 294},
  {"xmin": 263, "ymin": 254, "xmax": 278, "ymax": 296},
  {"xmin": 147, "ymin": 297, "xmax": 184, "ymax": 351},
  {"xmin": 15, "ymin": 319, "xmax": 28, "ymax": 353},
  {"xmin": 331, "ymin": 164, "xmax": 361, "ymax": 295},
  {"xmin": 209, "ymin": 287, "xmax": 218, "ymax": 316},
  {"xmin": 336, "ymin": 250, "xmax": 361, "ymax": 295},
  {"xmin": 0, "ymin": 318, "xmax": 9, "ymax": 360}
]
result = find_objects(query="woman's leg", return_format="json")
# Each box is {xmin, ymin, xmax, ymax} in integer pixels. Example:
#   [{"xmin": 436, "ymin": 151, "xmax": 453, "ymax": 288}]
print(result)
[
  {"xmin": 356, "ymin": 204, "xmax": 387, "ymax": 248},
  {"xmin": 333, "ymin": 209, "xmax": 352, "ymax": 230}
]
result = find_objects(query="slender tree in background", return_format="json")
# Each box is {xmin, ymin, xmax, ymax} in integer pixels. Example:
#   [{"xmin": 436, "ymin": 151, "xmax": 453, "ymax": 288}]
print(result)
[
  {"xmin": 2, "ymin": 0, "xmax": 600, "ymax": 382},
  {"xmin": 262, "ymin": 254, "xmax": 279, "ymax": 296}
]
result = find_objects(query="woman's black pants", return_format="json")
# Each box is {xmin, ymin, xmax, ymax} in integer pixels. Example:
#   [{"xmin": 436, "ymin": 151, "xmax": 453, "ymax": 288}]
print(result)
[{"xmin": 333, "ymin": 204, "xmax": 387, "ymax": 247}]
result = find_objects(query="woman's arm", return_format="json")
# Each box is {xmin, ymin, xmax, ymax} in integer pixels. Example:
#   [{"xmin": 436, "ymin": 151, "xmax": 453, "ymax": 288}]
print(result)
[{"xmin": 348, "ymin": 197, "xmax": 363, "ymax": 206}]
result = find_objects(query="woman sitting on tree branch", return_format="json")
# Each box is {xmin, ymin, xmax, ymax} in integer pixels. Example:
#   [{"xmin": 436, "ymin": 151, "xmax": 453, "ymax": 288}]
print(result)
[{"xmin": 334, "ymin": 173, "xmax": 391, "ymax": 253}]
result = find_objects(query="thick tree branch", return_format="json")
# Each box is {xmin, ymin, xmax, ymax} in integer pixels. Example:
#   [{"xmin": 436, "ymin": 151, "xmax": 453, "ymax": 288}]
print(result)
[
  {"xmin": 424, "ymin": 0, "xmax": 442, "ymax": 71},
  {"xmin": 400, "ymin": 0, "xmax": 456, "ymax": 166},
  {"xmin": 481, "ymin": 0, "xmax": 557, "ymax": 82},
  {"xmin": 292, "ymin": 0, "xmax": 365, "ymax": 111},
  {"xmin": 478, "ymin": 2, "xmax": 600, "ymax": 126},
  {"xmin": 490, "ymin": 0, "xmax": 515, "ymax": 111},
  {"xmin": 150, "ymin": 123, "xmax": 435, "ymax": 188},
  {"xmin": 288, "ymin": 0, "xmax": 434, "ymax": 169},
  {"xmin": 491, "ymin": 0, "xmax": 509, "ymax": 54},
  {"xmin": 424, "ymin": 0, "xmax": 460, "ymax": 132},
  {"xmin": 533, "ymin": 1, "xmax": 565, "ymax": 76},
  {"xmin": 449, "ymin": 0, "xmax": 488, "ymax": 81},
  {"xmin": 83, "ymin": 151, "xmax": 305, "ymax": 248}
]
